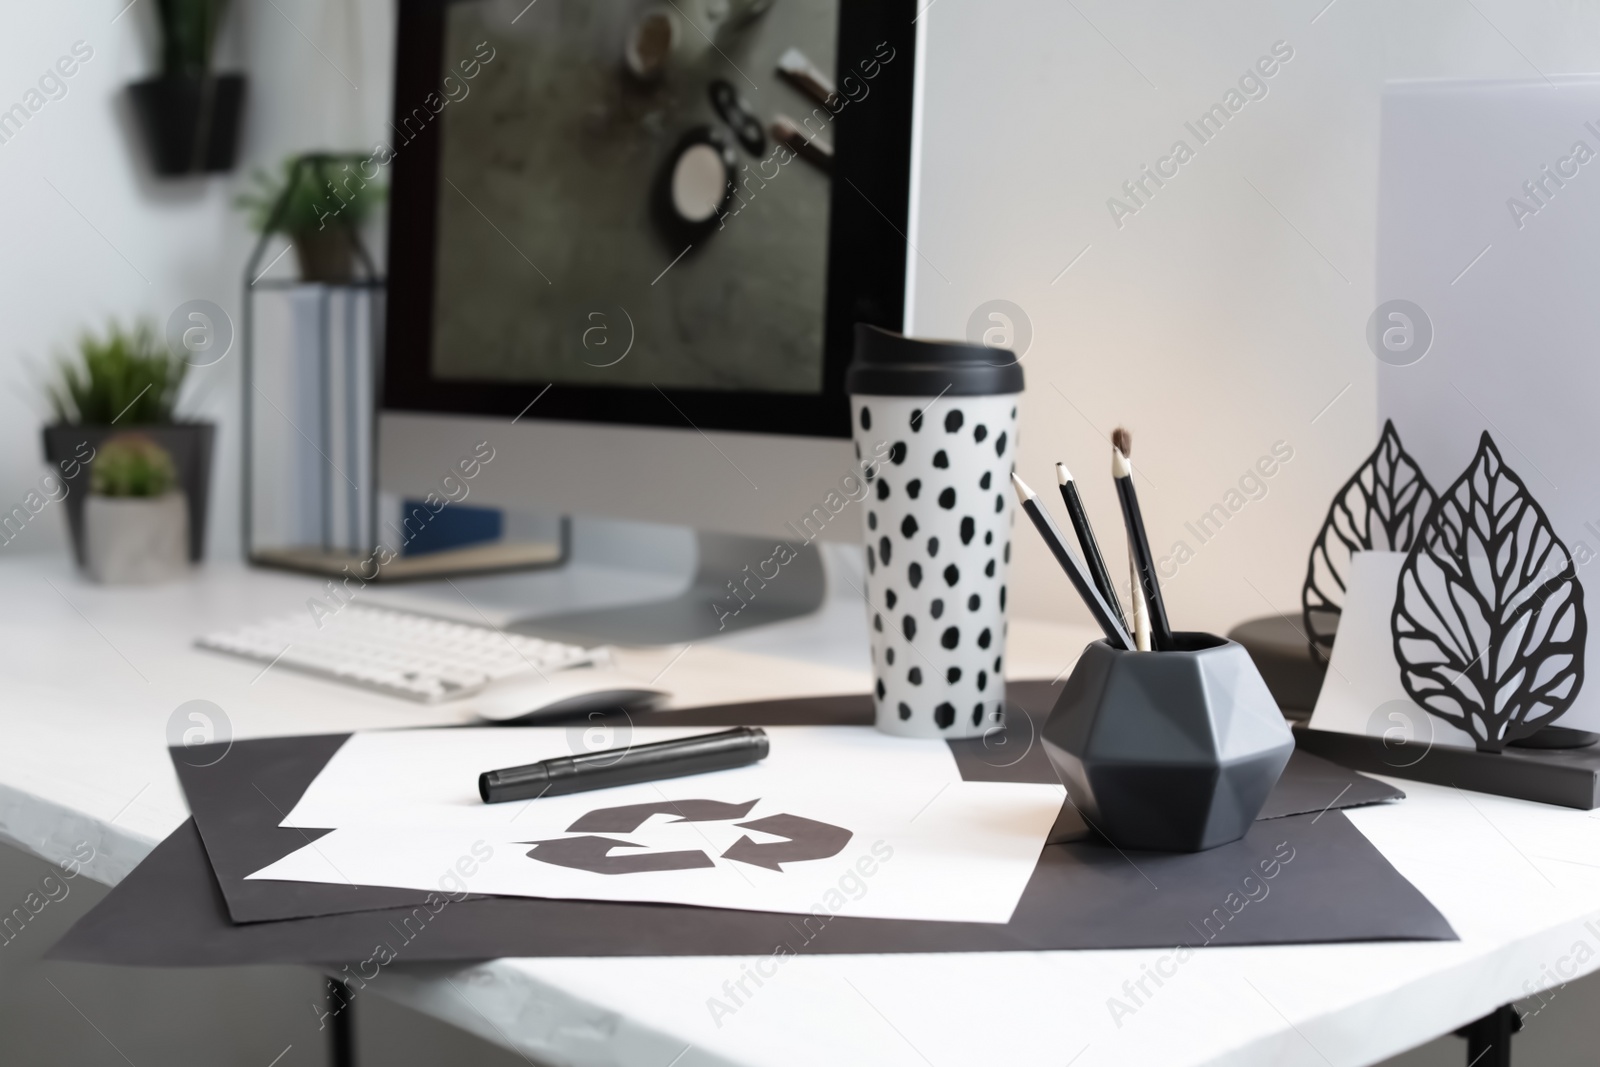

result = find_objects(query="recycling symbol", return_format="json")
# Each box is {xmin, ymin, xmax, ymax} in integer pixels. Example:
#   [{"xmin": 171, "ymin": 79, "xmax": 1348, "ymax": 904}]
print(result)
[{"xmin": 523, "ymin": 799, "xmax": 852, "ymax": 876}]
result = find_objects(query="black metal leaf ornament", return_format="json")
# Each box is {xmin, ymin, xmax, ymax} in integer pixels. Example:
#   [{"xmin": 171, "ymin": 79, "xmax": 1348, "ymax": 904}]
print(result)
[
  {"xmin": 1391, "ymin": 433, "xmax": 1586, "ymax": 752},
  {"xmin": 1302, "ymin": 420, "xmax": 1436, "ymax": 655}
]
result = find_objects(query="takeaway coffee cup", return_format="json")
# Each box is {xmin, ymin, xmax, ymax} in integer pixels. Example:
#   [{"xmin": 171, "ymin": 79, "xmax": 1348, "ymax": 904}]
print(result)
[{"xmin": 846, "ymin": 325, "xmax": 1025, "ymax": 738}]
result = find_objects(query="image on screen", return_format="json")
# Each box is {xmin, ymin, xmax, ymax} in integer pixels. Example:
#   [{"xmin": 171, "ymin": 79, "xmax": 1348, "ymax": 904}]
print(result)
[{"xmin": 430, "ymin": 0, "xmax": 841, "ymax": 394}]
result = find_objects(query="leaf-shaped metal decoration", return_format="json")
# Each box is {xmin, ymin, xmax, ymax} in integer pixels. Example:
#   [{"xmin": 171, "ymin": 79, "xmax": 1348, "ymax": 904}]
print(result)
[
  {"xmin": 1302, "ymin": 420, "xmax": 1436, "ymax": 656},
  {"xmin": 1391, "ymin": 433, "xmax": 1586, "ymax": 752}
]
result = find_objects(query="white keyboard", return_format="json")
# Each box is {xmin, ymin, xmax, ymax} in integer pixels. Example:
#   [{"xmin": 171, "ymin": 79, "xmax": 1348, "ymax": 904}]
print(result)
[{"xmin": 196, "ymin": 605, "xmax": 604, "ymax": 702}]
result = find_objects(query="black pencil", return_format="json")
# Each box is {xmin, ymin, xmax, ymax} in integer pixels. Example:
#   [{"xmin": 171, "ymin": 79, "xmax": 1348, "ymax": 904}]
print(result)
[
  {"xmin": 1111, "ymin": 429, "xmax": 1173, "ymax": 651},
  {"xmin": 1012, "ymin": 473, "xmax": 1133, "ymax": 650},
  {"xmin": 1055, "ymin": 462, "xmax": 1127, "ymax": 634}
]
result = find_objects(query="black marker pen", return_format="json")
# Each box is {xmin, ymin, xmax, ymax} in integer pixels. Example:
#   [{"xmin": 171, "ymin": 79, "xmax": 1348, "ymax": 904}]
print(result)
[{"xmin": 479, "ymin": 726, "xmax": 770, "ymax": 804}]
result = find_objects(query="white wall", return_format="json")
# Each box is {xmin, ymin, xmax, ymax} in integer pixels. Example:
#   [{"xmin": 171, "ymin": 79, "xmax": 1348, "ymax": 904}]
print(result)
[
  {"xmin": 911, "ymin": 0, "xmax": 1600, "ymax": 634},
  {"xmin": 0, "ymin": 0, "xmax": 392, "ymax": 563}
]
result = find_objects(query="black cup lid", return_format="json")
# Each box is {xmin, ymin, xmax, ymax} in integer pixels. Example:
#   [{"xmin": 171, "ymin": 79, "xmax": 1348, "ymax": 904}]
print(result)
[{"xmin": 846, "ymin": 324, "xmax": 1024, "ymax": 397}]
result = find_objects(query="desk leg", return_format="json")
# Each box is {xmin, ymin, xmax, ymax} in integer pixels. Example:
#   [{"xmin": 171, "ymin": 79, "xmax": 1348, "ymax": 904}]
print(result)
[
  {"xmin": 329, "ymin": 979, "xmax": 356, "ymax": 1067},
  {"xmin": 1456, "ymin": 1003, "xmax": 1520, "ymax": 1067}
]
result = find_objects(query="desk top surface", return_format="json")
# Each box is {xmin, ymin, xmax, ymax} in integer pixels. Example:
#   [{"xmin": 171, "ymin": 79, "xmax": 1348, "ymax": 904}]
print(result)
[{"xmin": 4, "ymin": 554, "xmax": 1600, "ymax": 1067}]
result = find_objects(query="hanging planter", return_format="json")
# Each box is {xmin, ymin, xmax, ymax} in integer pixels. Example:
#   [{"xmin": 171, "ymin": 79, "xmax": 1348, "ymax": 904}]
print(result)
[
  {"xmin": 129, "ymin": 74, "xmax": 245, "ymax": 176},
  {"xmin": 129, "ymin": 0, "xmax": 245, "ymax": 177}
]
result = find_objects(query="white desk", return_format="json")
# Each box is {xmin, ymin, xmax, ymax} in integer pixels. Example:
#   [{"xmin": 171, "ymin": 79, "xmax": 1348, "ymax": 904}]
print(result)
[{"xmin": 4, "ymin": 554, "xmax": 1600, "ymax": 1067}]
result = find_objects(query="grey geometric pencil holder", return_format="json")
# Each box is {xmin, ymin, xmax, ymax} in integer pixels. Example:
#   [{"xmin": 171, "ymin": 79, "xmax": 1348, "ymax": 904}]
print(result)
[{"xmin": 1042, "ymin": 633, "xmax": 1294, "ymax": 852}]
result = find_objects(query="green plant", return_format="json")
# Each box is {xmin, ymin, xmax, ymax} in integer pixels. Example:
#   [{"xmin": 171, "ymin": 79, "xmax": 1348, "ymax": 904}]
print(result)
[
  {"xmin": 43, "ymin": 320, "xmax": 188, "ymax": 425},
  {"xmin": 156, "ymin": 0, "xmax": 231, "ymax": 79},
  {"xmin": 91, "ymin": 434, "xmax": 178, "ymax": 498},
  {"xmin": 236, "ymin": 154, "xmax": 386, "ymax": 236}
]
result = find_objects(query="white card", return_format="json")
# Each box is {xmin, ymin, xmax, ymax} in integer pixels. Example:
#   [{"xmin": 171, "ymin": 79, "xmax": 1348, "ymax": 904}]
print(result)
[
  {"xmin": 1309, "ymin": 551, "xmax": 1478, "ymax": 749},
  {"xmin": 1377, "ymin": 78, "xmax": 1600, "ymax": 731},
  {"xmin": 252, "ymin": 779, "xmax": 1064, "ymax": 924}
]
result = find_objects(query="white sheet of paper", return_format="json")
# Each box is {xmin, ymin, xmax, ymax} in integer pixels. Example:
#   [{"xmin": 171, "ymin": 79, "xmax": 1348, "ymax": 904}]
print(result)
[
  {"xmin": 1309, "ymin": 551, "xmax": 1478, "ymax": 749},
  {"xmin": 261, "ymin": 724, "xmax": 1062, "ymax": 923},
  {"xmin": 281, "ymin": 726, "xmax": 968, "ymax": 831},
  {"xmin": 254, "ymin": 779, "xmax": 1062, "ymax": 924}
]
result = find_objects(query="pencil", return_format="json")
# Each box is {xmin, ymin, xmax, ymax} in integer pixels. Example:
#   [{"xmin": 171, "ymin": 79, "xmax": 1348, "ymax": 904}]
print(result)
[
  {"xmin": 1012, "ymin": 473, "xmax": 1133, "ymax": 650},
  {"xmin": 1111, "ymin": 429, "xmax": 1173, "ymax": 650},
  {"xmin": 1055, "ymin": 462, "xmax": 1127, "ymax": 634}
]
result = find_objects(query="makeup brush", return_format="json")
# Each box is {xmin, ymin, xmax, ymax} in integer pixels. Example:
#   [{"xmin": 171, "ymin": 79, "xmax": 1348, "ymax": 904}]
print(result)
[
  {"xmin": 1111, "ymin": 428, "xmax": 1173, "ymax": 651},
  {"xmin": 1055, "ymin": 462, "xmax": 1127, "ymax": 634},
  {"xmin": 1012, "ymin": 473, "xmax": 1133, "ymax": 650}
]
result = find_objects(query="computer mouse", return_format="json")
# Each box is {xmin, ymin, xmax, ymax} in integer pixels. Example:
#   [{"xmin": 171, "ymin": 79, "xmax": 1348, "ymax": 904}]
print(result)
[{"xmin": 460, "ymin": 670, "xmax": 669, "ymax": 724}]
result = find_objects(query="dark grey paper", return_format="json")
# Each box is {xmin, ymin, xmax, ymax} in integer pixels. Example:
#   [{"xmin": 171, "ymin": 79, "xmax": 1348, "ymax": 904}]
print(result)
[
  {"xmin": 173, "ymin": 682, "xmax": 1403, "ymax": 923},
  {"xmin": 49, "ymin": 808, "xmax": 1453, "ymax": 967},
  {"xmin": 50, "ymin": 684, "xmax": 1451, "ymax": 966}
]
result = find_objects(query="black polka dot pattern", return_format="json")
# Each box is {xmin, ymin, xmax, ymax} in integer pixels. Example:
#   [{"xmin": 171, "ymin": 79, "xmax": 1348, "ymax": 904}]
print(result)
[{"xmin": 852, "ymin": 395, "xmax": 1019, "ymax": 736}]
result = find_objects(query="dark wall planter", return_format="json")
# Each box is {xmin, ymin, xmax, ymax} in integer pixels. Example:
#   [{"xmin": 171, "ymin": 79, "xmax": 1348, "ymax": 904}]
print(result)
[
  {"xmin": 42, "ymin": 423, "xmax": 216, "ymax": 565},
  {"xmin": 128, "ymin": 74, "xmax": 246, "ymax": 176}
]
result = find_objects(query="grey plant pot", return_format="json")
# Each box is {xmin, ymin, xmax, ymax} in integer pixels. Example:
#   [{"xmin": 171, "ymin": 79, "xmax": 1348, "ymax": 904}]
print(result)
[
  {"xmin": 1042, "ymin": 633, "xmax": 1294, "ymax": 852},
  {"xmin": 41, "ymin": 423, "xmax": 215, "ymax": 567},
  {"xmin": 83, "ymin": 492, "xmax": 190, "ymax": 585}
]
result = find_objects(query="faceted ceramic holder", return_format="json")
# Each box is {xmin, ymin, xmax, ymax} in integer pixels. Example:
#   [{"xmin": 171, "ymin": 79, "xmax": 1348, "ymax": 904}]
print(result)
[{"xmin": 1042, "ymin": 633, "xmax": 1294, "ymax": 852}]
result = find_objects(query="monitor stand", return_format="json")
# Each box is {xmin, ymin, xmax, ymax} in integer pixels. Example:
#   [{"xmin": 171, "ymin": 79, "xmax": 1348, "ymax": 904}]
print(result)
[{"xmin": 510, "ymin": 531, "xmax": 826, "ymax": 646}]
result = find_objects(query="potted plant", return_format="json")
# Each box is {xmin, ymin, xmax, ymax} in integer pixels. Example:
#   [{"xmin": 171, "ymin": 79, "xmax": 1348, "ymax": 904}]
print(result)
[
  {"xmin": 82, "ymin": 436, "xmax": 190, "ymax": 584},
  {"xmin": 39, "ymin": 321, "xmax": 215, "ymax": 569},
  {"xmin": 128, "ymin": 0, "xmax": 245, "ymax": 176},
  {"xmin": 237, "ymin": 154, "xmax": 385, "ymax": 283}
]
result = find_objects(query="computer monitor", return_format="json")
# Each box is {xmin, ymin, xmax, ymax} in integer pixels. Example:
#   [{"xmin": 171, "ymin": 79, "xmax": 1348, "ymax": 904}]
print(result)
[{"xmin": 377, "ymin": 0, "xmax": 920, "ymax": 641}]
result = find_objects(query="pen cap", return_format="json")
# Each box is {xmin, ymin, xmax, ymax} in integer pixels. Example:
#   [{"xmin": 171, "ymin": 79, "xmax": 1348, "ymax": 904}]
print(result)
[
  {"xmin": 848, "ymin": 325, "xmax": 1022, "ymax": 740},
  {"xmin": 847, "ymin": 325, "xmax": 1024, "ymax": 397}
]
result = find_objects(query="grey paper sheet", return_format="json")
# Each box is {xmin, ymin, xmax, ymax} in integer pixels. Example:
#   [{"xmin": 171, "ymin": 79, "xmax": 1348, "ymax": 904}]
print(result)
[
  {"xmin": 49, "ymin": 807, "xmax": 1453, "ymax": 968},
  {"xmin": 172, "ymin": 681, "xmax": 1403, "ymax": 923}
]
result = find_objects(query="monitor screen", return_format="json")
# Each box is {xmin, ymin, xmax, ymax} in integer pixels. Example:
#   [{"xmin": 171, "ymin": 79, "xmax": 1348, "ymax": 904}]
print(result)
[
  {"xmin": 433, "ymin": 0, "xmax": 837, "ymax": 395},
  {"xmin": 383, "ymin": 0, "xmax": 917, "ymax": 437}
]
